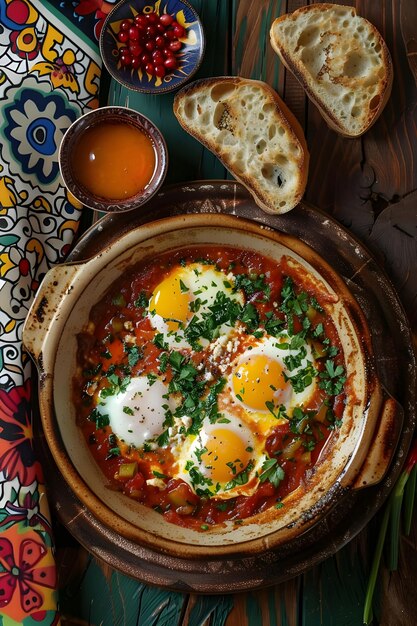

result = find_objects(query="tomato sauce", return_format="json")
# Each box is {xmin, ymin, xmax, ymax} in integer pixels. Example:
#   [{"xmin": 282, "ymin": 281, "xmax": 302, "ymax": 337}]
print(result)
[{"xmin": 73, "ymin": 245, "xmax": 347, "ymax": 530}]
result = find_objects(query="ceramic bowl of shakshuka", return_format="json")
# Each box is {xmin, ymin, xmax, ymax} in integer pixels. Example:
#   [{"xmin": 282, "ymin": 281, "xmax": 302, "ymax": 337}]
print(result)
[
  {"xmin": 23, "ymin": 213, "xmax": 402, "ymax": 558},
  {"xmin": 59, "ymin": 106, "xmax": 168, "ymax": 212}
]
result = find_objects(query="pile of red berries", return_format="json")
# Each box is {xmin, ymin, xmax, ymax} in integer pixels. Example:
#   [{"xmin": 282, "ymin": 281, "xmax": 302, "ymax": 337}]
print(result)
[{"xmin": 116, "ymin": 11, "xmax": 186, "ymax": 77}]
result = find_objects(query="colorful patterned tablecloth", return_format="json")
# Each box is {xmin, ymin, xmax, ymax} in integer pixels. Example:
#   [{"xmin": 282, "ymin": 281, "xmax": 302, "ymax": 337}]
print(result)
[{"xmin": 0, "ymin": 1, "xmax": 105, "ymax": 623}]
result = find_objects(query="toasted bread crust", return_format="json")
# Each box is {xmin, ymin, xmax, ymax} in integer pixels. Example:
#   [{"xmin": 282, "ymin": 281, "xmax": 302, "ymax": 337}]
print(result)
[
  {"xmin": 270, "ymin": 4, "xmax": 393, "ymax": 137},
  {"xmin": 173, "ymin": 76, "xmax": 309, "ymax": 214}
]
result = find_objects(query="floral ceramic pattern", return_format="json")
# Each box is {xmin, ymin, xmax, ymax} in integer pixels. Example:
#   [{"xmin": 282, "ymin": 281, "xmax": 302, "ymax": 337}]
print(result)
[{"xmin": 0, "ymin": 0, "xmax": 102, "ymax": 623}]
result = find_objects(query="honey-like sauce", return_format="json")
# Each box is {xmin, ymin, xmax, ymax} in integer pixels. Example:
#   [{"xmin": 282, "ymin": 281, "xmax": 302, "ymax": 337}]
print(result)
[{"xmin": 71, "ymin": 121, "xmax": 156, "ymax": 201}]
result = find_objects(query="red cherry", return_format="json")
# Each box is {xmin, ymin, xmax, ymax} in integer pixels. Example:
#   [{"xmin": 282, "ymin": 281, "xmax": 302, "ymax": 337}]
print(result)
[
  {"xmin": 135, "ymin": 14, "xmax": 147, "ymax": 29},
  {"xmin": 154, "ymin": 64, "xmax": 166, "ymax": 77},
  {"xmin": 128, "ymin": 25, "xmax": 140, "ymax": 40},
  {"xmin": 155, "ymin": 35, "xmax": 165, "ymax": 48},
  {"xmin": 145, "ymin": 40, "xmax": 155, "ymax": 51},
  {"xmin": 156, "ymin": 23, "xmax": 166, "ymax": 33},
  {"xmin": 120, "ymin": 53, "xmax": 132, "ymax": 66},
  {"xmin": 119, "ymin": 46, "xmax": 129, "ymax": 55},
  {"xmin": 129, "ymin": 42, "xmax": 143, "ymax": 57},
  {"xmin": 163, "ymin": 47, "xmax": 175, "ymax": 58},
  {"xmin": 131, "ymin": 57, "xmax": 140, "ymax": 69},
  {"xmin": 164, "ymin": 56, "xmax": 177, "ymax": 70},
  {"xmin": 164, "ymin": 28, "xmax": 176, "ymax": 40},
  {"xmin": 152, "ymin": 50, "xmax": 164, "ymax": 63},
  {"xmin": 146, "ymin": 25, "xmax": 157, "ymax": 37},
  {"xmin": 169, "ymin": 40, "xmax": 182, "ymax": 52},
  {"xmin": 140, "ymin": 53, "xmax": 151, "ymax": 65},
  {"xmin": 120, "ymin": 19, "xmax": 132, "ymax": 31},
  {"xmin": 146, "ymin": 12, "xmax": 159, "ymax": 24},
  {"xmin": 159, "ymin": 13, "xmax": 174, "ymax": 26},
  {"xmin": 118, "ymin": 31, "xmax": 129, "ymax": 43},
  {"xmin": 173, "ymin": 24, "xmax": 185, "ymax": 38},
  {"xmin": 145, "ymin": 62, "xmax": 155, "ymax": 75}
]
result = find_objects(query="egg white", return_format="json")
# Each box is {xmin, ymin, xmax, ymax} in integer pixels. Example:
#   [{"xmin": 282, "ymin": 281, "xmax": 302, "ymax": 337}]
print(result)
[{"xmin": 96, "ymin": 375, "xmax": 175, "ymax": 448}]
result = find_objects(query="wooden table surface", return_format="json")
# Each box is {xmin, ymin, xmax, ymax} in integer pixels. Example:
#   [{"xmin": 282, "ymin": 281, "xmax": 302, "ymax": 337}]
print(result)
[{"xmin": 56, "ymin": 1, "xmax": 417, "ymax": 624}]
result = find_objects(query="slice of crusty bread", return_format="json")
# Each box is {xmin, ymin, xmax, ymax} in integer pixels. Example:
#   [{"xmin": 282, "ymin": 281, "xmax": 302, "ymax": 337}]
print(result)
[
  {"xmin": 173, "ymin": 76, "xmax": 309, "ymax": 215},
  {"xmin": 270, "ymin": 3, "xmax": 393, "ymax": 137}
]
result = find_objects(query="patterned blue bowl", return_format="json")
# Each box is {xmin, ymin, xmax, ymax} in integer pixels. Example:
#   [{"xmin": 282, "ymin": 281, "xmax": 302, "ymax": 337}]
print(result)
[{"xmin": 100, "ymin": 0, "xmax": 205, "ymax": 94}]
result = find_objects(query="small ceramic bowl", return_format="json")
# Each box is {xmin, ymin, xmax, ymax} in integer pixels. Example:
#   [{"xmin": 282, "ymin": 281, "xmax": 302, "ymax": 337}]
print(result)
[
  {"xmin": 59, "ymin": 106, "xmax": 168, "ymax": 212},
  {"xmin": 100, "ymin": 0, "xmax": 205, "ymax": 94}
]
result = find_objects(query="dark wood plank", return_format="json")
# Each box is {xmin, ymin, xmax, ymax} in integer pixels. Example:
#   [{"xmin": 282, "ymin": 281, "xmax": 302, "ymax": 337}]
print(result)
[{"xmin": 305, "ymin": 0, "xmax": 417, "ymax": 329}]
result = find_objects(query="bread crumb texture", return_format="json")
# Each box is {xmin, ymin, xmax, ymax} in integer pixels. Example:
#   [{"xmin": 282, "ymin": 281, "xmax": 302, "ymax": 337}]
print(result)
[
  {"xmin": 174, "ymin": 78, "xmax": 308, "ymax": 214},
  {"xmin": 271, "ymin": 4, "xmax": 392, "ymax": 136}
]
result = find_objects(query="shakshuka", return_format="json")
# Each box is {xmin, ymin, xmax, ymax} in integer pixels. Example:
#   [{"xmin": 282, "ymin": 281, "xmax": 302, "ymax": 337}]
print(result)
[{"xmin": 73, "ymin": 245, "xmax": 347, "ymax": 530}]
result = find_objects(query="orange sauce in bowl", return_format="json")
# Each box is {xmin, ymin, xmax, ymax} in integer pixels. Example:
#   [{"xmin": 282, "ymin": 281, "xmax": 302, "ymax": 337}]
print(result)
[{"xmin": 71, "ymin": 122, "xmax": 156, "ymax": 201}]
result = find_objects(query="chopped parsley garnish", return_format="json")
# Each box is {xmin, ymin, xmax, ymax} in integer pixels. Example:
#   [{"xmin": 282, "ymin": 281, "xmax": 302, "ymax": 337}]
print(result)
[
  {"xmin": 265, "ymin": 402, "xmax": 288, "ymax": 420},
  {"xmin": 284, "ymin": 362, "xmax": 317, "ymax": 393},
  {"xmin": 216, "ymin": 501, "xmax": 229, "ymax": 511},
  {"xmin": 206, "ymin": 378, "xmax": 227, "ymax": 424},
  {"xmin": 179, "ymin": 279, "xmax": 189, "ymax": 293},
  {"xmin": 152, "ymin": 470, "xmax": 168, "ymax": 479},
  {"xmin": 289, "ymin": 407, "xmax": 316, "ymax": 435},
  {"xmin": 88, "ymin": 407, "xmax": 109, "ymax": 430},
  {"xmin": 264, "ymin": 312, "xmax": 285, "ymax": 336},
  {"xmin": 283, "ymin": 345, "xmax": 307, "ymax": 371},
  {"xmin": 239, "ymin": 302, "xmax": 259, "ymax": 330},
  {"xmin": 124, "ymin": 344, "xmax": 143, "ymax": 368},
  {"xmin": 156, "ymin": 429, "xmax": 170, "ymax": 447},
  {"xmin": 313, "ymin": 323, "xmax": 324, "ymax": 338},
  {"xmin": 106, "ymin": 447, "xmax": 120, "ymax": 459},
  {"xmin": 189, "ymin": 297, "xmax": 206, "ymax": 313},
  {"xmin": 319, "ymin": 360, "xmax": 346, "ymax": 395},
  {"xmin": 153, "ymin": 333, "xmax": 168, "ymax": 350},
  {"xmin": 147, "ymin": 373, "xmax": 157, "ymax": 386},
  {"xmin": 187, "ymin": 464, "xmax": 214, "ymax": 497},
  {"xmin": 134, "ymin": 291, "xmax": 149, "ymax": 308},
  {"xmin": 280, "ymin": 277, "xmax": 309, "ymax": 318},
  {"xmin": 194, "ymin": 446, "xmax": 208, "ymax": 463},
  {"xmin": 325, "ymin": 404, "xmax": 344, "ymax": 430},
  {"xmin": 259, "ymin": 458, "xmax": 285, "ymax": 488},
  {"xmin": 100, "ymin": 374, "xmax": 131, "ymax": 398},
  {"xmin": 303, "ymin": 439, "xmax": 317, "ymax": 452},
  {"xmin": 225, "ymin": 460, "xmax": 254, "ymax": 490},
  {"xmin": 233, "ymin": 272, "xmax": 271, "ymax": 302},
  {"xmin": 310, "ymin": 297, "xmax": 324, "ymax": 313}
]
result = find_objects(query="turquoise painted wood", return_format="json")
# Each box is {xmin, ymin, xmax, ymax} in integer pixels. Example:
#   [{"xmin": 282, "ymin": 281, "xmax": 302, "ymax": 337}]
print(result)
[{"xmin": 108, "ymin": 0, "xmax": 229, "ymax": 184}]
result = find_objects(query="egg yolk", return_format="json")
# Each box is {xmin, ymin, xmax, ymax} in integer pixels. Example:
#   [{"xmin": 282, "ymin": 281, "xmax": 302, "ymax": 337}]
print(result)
[
  {"xmin": 149, "ymin": 273, "xmax": 191, "ymax": 331},
  {"xmin": 233, "ymin": 355, "xmax": 287, "ymax": 411},
  {"xmin": 71, "ymin": 122, "xmax": 155, "ymax": 201},
  {"xmin": 200, "ymin": 427, "xmax": 252, "ymax": 483}
]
